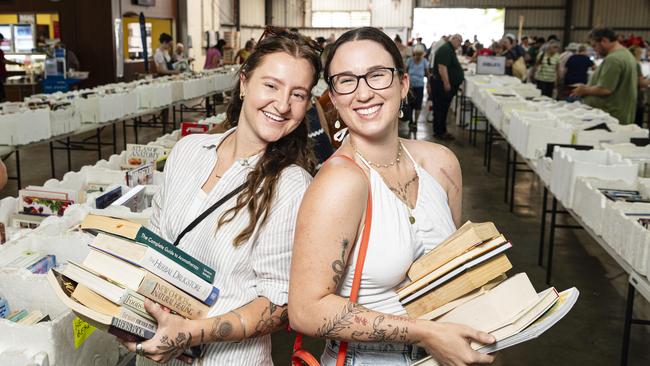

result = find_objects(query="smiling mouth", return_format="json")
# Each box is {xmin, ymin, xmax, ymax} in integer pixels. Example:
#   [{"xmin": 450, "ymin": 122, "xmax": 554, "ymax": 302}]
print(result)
[
  {"xmin": 262, "ymin": 111, "xmax": 286, "ymax": 122},
  {"xmin": 354, "ymin": 104, "xmax": 382, "ymax": 118}
]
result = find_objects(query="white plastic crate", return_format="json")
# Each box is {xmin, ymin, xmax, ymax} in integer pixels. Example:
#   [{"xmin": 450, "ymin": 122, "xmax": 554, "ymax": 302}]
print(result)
[
  {"xmin": 575, "ymin": 124, "xmax": 648, "ymax": 148},
  {"xmin": 0, "ymin": 107, "xmax": 51, "ymax": 145},
  {"xmin": 550, "ymin": 147, "xmax": 638, "ymax": 209},
  {"xmin": 0, "ymin": 270, "xmax": 121, "ymax": 366}
]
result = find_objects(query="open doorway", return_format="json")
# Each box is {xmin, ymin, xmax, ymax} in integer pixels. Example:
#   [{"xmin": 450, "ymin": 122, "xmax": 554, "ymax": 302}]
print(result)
[{"xmin": 412, "ymin": 8, "xmax": 505, "ymax": 48}]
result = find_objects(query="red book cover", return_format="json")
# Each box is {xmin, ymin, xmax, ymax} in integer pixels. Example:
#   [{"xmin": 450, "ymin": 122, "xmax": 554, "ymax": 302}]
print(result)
[{"xmin": 181, "ymin": 122, "xmax": 210, "ymax": 136}]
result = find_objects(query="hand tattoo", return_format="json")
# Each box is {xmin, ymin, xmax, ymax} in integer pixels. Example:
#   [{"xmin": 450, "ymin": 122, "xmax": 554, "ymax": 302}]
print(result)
[
  {"xmin": 331, "ymin": 239, "xmax": 349, "ymax": 290},
  {"xmin": 249, "ymin": 301, "xmax": 289, "ymax": 338},
  {"xmin": 209, "ymin": 316, "xmax": 234, "ymax": 341},
  {"xmin": 155, "ymin": 332, "xmax": 192, "ymax": 360},
  {"xmin": 315, "ymin": 302, "xmax": 365, "ymax": 338}
]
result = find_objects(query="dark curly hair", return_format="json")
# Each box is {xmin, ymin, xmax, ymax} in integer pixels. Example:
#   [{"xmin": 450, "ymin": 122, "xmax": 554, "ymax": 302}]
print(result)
[{"xmin": 220, "ymin": 30, "xmax": 322, "ymax": 246}]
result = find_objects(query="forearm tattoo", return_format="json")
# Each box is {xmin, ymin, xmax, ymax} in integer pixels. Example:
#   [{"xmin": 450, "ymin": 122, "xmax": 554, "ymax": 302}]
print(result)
[
  {"xmin": 249, "ymin": 301, "xmax": 289, "ymax": 338},
  {"xmin": 351, "ymin": 315, "xmax": 412, "ymax": 344},
  {"xmin": 331, "ymin": 239, "xmax": 350, "ymax": 291},
  {"xmin": 315, "ymin": 302, "xmax": 365, "ymax": 338},
  {"xmin": 209, "ymin": 315, "xmax": 234, "ymax": 341},
  {"xmin": 315, "ymin": 303, "xmax": 414, "ymax": 344},
  {"xmin": 440, "ymin": 167, "xmax": 460, "ymax": 194}
]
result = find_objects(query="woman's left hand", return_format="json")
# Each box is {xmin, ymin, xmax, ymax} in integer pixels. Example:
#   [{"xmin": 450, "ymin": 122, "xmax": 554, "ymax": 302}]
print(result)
[{"xmin": 120, "ymin": 299, "xmax": 200, "ymax": 364}]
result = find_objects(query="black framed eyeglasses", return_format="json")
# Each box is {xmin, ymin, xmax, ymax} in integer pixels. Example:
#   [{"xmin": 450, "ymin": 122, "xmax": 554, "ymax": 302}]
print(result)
[
  {"xmin": 257, "ymin": 26, "xmax": 323, "ymax": 53},
  {"xmin": 328, "ymin": 67, "xmax": 401, "ymax": 95}
]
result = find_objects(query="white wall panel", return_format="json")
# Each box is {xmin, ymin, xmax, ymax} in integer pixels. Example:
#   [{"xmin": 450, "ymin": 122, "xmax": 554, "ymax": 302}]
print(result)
[
  {"xmin": 371, "ymin": 0, "xmax": 412, "ymax": 28},
  {"xmin": 312, "ymin": 0, "xmax": 370, "ymax": 11},
  {"xmin": 220, "ymin": 0, "xmax": 235, "ymax": 25},
  {"xmin": 272, "ymin": 0, "xmax": 307, "ymax": 27},
  {"xmin": 241, "ymin": 0, "xmax": 265, "ymax": 26}
]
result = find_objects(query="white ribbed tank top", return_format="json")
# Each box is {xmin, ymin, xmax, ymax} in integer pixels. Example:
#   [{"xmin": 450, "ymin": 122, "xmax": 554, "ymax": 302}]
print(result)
[{"xmin": 338, "ymin": 144, "xmax": 456, "ymax": 315}]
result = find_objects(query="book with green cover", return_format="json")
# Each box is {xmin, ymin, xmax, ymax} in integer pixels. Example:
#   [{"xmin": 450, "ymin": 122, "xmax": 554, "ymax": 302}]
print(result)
[{"xmin": 81, "ymin": 214, "xmax": 215, "ymax": 283}]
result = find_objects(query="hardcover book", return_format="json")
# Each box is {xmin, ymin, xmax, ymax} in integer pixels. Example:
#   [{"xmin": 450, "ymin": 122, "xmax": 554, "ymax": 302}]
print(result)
[
  {"xmin": 95, "ymin": 186, "xmax": 122, "ymax": 209},
  {"xmin": 125, "ymin": 163, "xmax": 155, "ymax": 187},
  {"xmin": 125, "ymin": 144, "xmax": 168, "ymax": 167}
]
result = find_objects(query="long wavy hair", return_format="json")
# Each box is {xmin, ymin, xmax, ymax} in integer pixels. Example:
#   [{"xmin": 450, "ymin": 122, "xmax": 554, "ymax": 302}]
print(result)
[{"xmin": 219, "ymin": 30, "xmax": 321, "ymax": 246}]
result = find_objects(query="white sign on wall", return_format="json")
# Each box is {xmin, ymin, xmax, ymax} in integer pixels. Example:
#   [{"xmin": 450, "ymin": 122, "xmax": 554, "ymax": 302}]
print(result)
[{"xmin": 476, "ymin": 56, "xmax": 506, "ymax": 75}]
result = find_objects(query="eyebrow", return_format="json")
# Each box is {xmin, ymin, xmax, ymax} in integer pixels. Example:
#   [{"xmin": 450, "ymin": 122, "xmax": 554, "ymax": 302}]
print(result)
[
  {"xmin": 261, "ymin": 76, "xmax": 310, "ymax": 93},
  {"xmin": 332, "ymin": 65, "xmax": 393, "ymax": 76}
]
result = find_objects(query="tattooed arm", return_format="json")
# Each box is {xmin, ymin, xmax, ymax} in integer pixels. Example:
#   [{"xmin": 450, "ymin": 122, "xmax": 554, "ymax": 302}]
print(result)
[
  {"xmin": 121, "ymin": 296, "xmax": 287, "ymax": 363},
  {"xmin": 289, "ymin": 156, "xmax": 493, "ymax": 366}
]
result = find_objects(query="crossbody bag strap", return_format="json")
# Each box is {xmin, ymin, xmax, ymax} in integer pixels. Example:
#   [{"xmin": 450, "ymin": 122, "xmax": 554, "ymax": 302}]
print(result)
[{"xmin": 173, "ymin": 183, "xmax": 246, "ymax": 247}]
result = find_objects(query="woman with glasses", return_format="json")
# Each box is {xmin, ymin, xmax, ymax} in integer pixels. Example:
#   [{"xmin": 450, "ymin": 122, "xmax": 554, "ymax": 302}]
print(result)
[
  {"xmin": 121, "ymin": 28, "xmax": 321, "ymax": 366},
  {"xmin": 289, "ymin": 27, "xmax": 495, "ymax": 366}
]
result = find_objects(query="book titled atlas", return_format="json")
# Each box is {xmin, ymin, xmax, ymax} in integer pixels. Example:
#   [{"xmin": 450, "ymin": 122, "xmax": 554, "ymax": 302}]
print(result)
[{"xmin": 125, "ymin": 144, "xmax": 168, "ymax": 167}]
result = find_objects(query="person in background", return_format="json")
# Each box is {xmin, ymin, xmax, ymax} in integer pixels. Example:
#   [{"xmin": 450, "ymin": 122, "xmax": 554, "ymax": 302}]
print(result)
[
  {"xmin": 572, "ymin": 28, "xmax": 638, "ymax": 123},
  {"xmin": 414, "ymin": 37, "xmax": 426, "ymax": 54},
  {"xmin": 630, "ymin": 45, "xmax": 650, "ymax": 127},
  {"xmin": 204, "ymin": 39, "xmax": 226, "ymax": 70},
  {"xmin": 556, "ymin": 43, "xmax": 577, "ymax": 99},
  {"xmin": 0, "ymin": 160, "xmax": 7, "ymax": 191},
  {"xmin": 394, "ymin": 34, "xmax": 408, "ymax": 66},
  {"xmin": 427, "ymin": 35, "xmax": 447, "ymax": 73},
  {"xmin": 0, "ymin": 33, "xmax": 22, "ymax": 102},
  {"xmin": 153, "ymin": 33, "xmax": 180, "ymax": 75},
  {"xmin": 406, "ymin": 46, "xmax": 428, "ymax": 126},
  {"xmin": 432, "ymin": 33, "xmax": 464, "ymax": 140},
  {"xmin": 533, "ymin": 40, "xmax": 560, "ymax": 97},
  {"xmin": 54, "ymin": 42, "xmax": 80, "ymax": 71},
  {"xmin": 500, "ymin": 35, "xmax": 526, "ymax": 78},
  {"xmin": 526, "ymin": 36, "xmax": 544, "ymax": 69},
  {"xmin": 563, "ymin": 45, "xmax": 595, "ymax": 100},
  {"xmin": 520, "ymin": 36, "xmax": 530, "ymax": 51},
  {"xmin": 172, "ymin": 43, "xmax": 193, "ymax": 72},
  {"xmin": 235, "ymin": 39, "xmax": 254, "ymax": 64},
  {"xmin": 316, "ymin": 36, "xmax": 327, "ymax": 51},
  {"xmin": 461, "ymin": 39, "xmax": 471, "ymax": 55}
]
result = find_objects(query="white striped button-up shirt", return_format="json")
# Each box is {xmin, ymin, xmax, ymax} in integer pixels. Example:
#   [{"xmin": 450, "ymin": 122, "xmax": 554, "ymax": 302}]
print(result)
[{"xmin": 138, "ymin": 128, "xmax": 312, "ymax": 366}]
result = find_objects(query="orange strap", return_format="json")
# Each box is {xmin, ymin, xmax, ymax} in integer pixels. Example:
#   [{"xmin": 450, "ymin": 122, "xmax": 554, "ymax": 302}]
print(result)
[
  {"xmin": 330, "ymin": 155, "xmax": 373, "ymax": 366},
  {"xmin": 291, "ymin": 154, "xmax": 373, "ymax": 366}
]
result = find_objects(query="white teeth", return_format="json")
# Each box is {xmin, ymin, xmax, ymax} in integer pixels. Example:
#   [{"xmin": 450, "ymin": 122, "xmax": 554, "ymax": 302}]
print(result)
[
  {"xmin": 263, "ymin": 111, "xmax": 285, "ymax": 121},
  {"xmin": 356, "ymin": 105, "xmax": 380, "ymax": 116}
]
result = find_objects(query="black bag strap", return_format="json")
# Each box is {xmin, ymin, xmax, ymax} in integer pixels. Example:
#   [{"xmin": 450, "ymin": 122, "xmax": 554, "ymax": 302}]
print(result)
[{"xmin": 173, "ymin": 183, "xmax": 246, "ymax": 246}]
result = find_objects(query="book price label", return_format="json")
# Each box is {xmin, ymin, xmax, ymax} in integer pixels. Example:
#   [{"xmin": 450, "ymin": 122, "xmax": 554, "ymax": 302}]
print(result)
[{"xmin": 73, "ymin": 317, "xmax": 96, "ymax": 349}]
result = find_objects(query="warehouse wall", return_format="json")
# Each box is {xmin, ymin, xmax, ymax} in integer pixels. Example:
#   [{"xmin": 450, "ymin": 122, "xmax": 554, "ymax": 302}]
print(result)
[
  {"xmin": 415, "ymin": 0, "xmax": 650, "ymax": 44},
  {"xmin": 271, "ymin": 0, "xmax": 307, "ymax": 28}
]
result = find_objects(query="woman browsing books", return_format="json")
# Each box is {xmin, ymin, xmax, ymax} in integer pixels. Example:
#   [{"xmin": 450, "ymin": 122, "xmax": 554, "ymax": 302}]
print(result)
[
  {"xmin": 288, "ymin": 27, "xmax": 495, "ymax": 365},
  {"xmin": 120, "ymin": 28, "xmax": 322, "ymax": 365}
]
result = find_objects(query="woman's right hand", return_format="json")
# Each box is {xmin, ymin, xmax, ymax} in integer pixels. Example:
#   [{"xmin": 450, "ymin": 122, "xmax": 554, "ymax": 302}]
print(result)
[{"xmin": 416, "ymin": 320, "xmax": 496, "ymax": 366}]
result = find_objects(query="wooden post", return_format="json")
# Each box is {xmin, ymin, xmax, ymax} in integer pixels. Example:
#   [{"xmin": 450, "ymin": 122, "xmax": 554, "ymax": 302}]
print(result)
[{"xmin": 518, "ymin": 15, "xmax": 525, "ymax": 43}]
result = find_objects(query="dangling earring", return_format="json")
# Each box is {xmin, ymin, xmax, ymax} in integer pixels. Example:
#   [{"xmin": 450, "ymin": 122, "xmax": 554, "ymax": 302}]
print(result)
[
  {"xmin": 399, "ymin": 99, "xmax": 405, "ymax": 119},
  {"xmin": 334, "ymin": 112, "xmax": 342, "ymax": 129}
]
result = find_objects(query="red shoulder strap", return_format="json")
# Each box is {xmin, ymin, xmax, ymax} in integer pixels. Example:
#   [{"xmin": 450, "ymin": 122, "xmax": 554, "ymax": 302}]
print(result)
[{"xmin": 326, "ymin": 155, "xmax": 373, "ymax": 366}]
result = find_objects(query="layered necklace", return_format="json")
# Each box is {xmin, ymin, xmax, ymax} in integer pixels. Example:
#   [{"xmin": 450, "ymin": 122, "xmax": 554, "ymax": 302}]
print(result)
[{"xmin": 350, "ymin": 139, "xmax": 419, "ymax": 224}]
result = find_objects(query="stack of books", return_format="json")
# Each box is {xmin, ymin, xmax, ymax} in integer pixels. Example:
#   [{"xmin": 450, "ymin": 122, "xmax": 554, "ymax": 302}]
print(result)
[
  {"xmin": 399, "ymin": 221, "xmax": 512, "ymax": 319},
  {"xmin": 47, "ymin": 214, "xmax": 218, "ymax": 362},
  {"xmin": 1, "ymin": 307, "xmax": 50, "ymax": 325},
  {"xmin": 399, "ymin": 221, "xmax": 578, "ymax": 364},
  {"xmin": 0, "ymin": 250, "xmax": 57, "ymax": 274}
]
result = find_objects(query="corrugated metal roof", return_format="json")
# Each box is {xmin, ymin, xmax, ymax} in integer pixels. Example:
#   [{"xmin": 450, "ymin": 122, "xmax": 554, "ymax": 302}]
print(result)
[
  {"xmin": 505, "ymin": 8, "xmax": 565, "ymax": 28},
  {"xmin": 416, "ymin": 0, "xmax": 564, "ymax": 8}
]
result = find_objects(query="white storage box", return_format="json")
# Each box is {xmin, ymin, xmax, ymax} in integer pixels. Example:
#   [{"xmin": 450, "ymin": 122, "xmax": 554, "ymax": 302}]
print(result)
[
  {"xmin": 575, "ymin": 124, "xmax": 648, "ymax": 148},
  {"xmin": 0, "ymin": 270, "xmax": 121, "ymax": 366},
  {"xmin": 600, "ymin": 201, "xmax": 650, "ymax": 274},
  {"xmin": 572, "ymin": 177, "xmax": 639, "ymax": 236},
  {"xmin": 550, "ymin": 147, "xmax": 638, "ymax": 208},
  {"xmin": 0, "ymin": 106, "xmax": 51, "ymax": 145},
  {"xmin": 508, "ymin": 111, "xmax": 571, "ymax": 159}
]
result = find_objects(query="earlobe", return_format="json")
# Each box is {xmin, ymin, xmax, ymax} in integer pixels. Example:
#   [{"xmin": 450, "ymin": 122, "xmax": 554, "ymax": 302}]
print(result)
[{"xmin": 239, "ymin": 74, "xmax": 248, "ymax": 96}]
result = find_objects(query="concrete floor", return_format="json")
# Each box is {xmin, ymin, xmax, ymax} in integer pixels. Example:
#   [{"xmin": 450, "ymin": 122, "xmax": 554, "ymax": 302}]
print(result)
[{"xmin": 2, "ymin": 103, "xmax": 649, "ymax": 365}]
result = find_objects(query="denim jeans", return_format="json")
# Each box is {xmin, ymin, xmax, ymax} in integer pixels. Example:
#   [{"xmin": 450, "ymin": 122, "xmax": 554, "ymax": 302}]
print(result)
[{"xmin": 320, "ymin": 340, "xmax": 427, "ymax": 366}]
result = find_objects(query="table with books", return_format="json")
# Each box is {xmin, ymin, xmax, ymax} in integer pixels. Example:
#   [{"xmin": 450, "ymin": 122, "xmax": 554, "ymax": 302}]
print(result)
[
  {"xmin": 0, "ymin": 67, "xmax": 239, "ymax": 191},
  {"xmin": 459, "ymin": 73, "xmax": 650, "ymax": 365}
]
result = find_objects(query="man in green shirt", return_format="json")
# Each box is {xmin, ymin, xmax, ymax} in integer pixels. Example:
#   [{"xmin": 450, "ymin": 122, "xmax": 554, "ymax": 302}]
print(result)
[
  {"xmin": 571, "ymin": 28, "xmax": 638, "ymax": 124},
  {"xmin": 432, "ymin": 33, "xmax": 464, "ymax": 140}
]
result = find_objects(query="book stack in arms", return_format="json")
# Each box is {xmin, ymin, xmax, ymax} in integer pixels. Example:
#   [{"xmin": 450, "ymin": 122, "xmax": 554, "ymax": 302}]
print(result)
[
  {"xmin": 399, "ymin": 221, "xmax": 512, "ymax": 319},
  {"xmin": 411, "ymin": 274, "xmax": 579, "ymax": 365},
  {"xmin": 401, "ymin": 222, "xmax": 579, "ymax": 365},
  {"xmin": 48, "ymin": 214, "xmax": 218, "ymax": 363}
]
